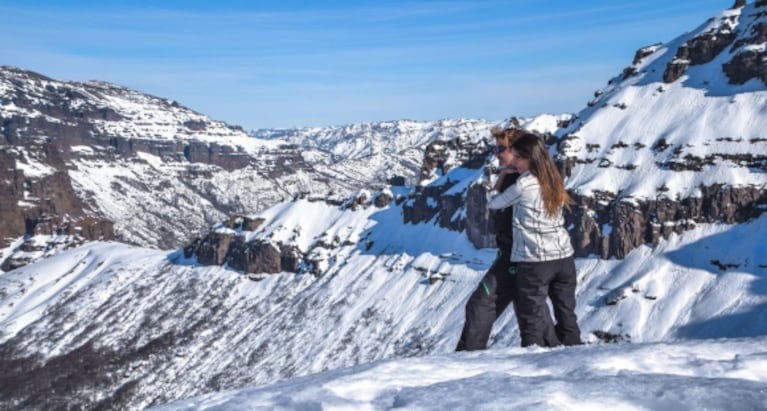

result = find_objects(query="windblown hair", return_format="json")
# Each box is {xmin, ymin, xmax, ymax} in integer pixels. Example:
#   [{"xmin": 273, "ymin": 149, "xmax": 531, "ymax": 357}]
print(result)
[
  {"xmin": 490, "ymin": 126, "xmax": 527, "ymax": 147},
  {"xmin": 511, "ymin": 133, "xmax": 572, "ymax": 216}
]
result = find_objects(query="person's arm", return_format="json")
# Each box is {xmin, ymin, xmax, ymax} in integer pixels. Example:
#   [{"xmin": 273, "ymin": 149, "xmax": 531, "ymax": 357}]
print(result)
[
  {"xmin": 488, "ymin": 181, "xmax": 522, "ymax": 209},
  {"xmin": 493, "ymin": 168, "xmax": 515, "ymax": 191}
]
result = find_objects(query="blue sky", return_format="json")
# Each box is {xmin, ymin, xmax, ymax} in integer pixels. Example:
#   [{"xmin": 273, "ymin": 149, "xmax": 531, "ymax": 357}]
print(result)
[{"xmin": 1, "ymin": 0, "xmax": 730, "ymax": 130}]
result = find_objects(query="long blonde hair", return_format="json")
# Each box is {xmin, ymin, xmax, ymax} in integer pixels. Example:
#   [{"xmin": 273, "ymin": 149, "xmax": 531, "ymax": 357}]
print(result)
[{"xmin": 511, "ymin": 133, "xmax": 571, "ymax": 216}]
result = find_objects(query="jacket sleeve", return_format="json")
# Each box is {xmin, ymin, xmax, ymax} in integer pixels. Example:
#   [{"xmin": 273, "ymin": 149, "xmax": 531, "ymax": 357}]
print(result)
[{"xmin": 487, "ymin": 183, "xmax": 522, "ymax": 209}]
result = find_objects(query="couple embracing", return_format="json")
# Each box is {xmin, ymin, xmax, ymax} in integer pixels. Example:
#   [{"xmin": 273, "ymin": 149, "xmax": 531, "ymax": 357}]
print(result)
[{"xmin": 457, "ymin": 128, "xmax": 582, "ymax": 350}]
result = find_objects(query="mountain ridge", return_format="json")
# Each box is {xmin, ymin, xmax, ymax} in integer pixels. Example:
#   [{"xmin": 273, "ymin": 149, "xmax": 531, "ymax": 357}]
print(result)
[
  {"xmin": 1, "ymin": 1, "xmax": 767, "ymax": 409},
  {"xmin": 3, "ymin": 66, "xmax": 539, "ymax": 270}
]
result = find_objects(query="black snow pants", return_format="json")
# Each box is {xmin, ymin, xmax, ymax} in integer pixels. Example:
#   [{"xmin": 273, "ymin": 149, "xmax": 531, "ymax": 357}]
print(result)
[
  {"xmin": 455, "ymin": 248, "xmax": 516, "ymax": 351},
  {"xmin": 515, "ymin": 255, "xmax": 582, "ymax": 347}
]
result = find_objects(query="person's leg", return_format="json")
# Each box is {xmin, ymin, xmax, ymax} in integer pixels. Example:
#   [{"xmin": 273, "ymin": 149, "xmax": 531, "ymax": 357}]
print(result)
[
  {"xmin": 494, "ymin": 259, "xmax": 516, "ymax": 319},
  {"xmin": 548, "ymin": 256, "xmax": 582, "ymax": 345},
  {"xmin": 456, "ymin": 253, "xmax": 510, "ymax": 351},
  {"xmin": 515, "ymin": 261, "xmax": 560, "ymax": 347}
]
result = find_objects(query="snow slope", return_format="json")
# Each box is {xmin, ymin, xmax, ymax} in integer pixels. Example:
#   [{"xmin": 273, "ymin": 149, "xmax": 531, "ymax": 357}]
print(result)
[
  {"xmin": 155, "ymin": 337, "xmax": 767, "ymax": 411},
  {"xmin": 1, "ymin": 199, "xmax": 766, "ymax": 409},
  {"xmin": 557, "ymin": 4, "xmax": 767, "ymax": 200}
]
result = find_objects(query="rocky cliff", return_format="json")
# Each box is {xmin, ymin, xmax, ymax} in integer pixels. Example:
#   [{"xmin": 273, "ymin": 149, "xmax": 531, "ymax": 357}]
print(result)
[{"xmin": 1, "ymin": 66, "xmax": 499, "ymax": 270}]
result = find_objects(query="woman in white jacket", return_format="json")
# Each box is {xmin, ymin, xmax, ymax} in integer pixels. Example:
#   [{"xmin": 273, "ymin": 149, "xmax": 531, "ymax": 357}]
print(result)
[{"xmin": 487, "ymin": 133, "xmax": 582, "ymax": 347}]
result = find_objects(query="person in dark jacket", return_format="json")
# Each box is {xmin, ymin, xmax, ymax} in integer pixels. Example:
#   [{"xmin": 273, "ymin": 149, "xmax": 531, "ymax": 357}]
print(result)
[
  {"xmin": 487, "ymin": 133, "xmax": 582, "ymax": 347},
  {"xmin": 456, "ymin": 126, "xmax": 524, "ymax": 351}
]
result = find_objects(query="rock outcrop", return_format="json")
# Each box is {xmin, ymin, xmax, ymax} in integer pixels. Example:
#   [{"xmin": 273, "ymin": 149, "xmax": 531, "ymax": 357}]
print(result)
[
  {"xmin": 565, "ymin": 185, "xmax": 767, "ymax": 259},
  {"xmin": 658, "ymin": 1, "xmax": 767, "ymax": 86},
  {"xmin": 0, "ymin": 150, "xmax": 26, "ymax": 242},
  {"xmin": 723, "ymin": 16, "xmax": 767, "ymax": 84},
  {"xmin": 182, "ymin": 191, "xmax": 393, "ymax": 275},
  {"xmin": 0, "ymin": 143, "xmax": 114, "ymax": 270}
]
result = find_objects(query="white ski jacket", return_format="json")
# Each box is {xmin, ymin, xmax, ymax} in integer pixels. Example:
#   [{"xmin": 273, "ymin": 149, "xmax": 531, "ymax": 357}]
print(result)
[{"xmin": 487, "ymin": 171, "xmax": 574, "ymax": 262}]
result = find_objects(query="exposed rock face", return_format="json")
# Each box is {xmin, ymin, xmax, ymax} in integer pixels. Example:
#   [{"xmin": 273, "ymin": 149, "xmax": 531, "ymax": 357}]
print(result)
[
  {"xmin": 402, "ymin": 132, "xmax": 521, "ymax": 250},
  {"xmin": 551, "ymin": 4, "xmax": 767, "ymax": 259},
  {"xmin": 1, "ymin": 68, "xmax": 251, "ymax": 170},
  {"xmin": 412, "ymin": 152, "xmax": 767, "ymax": 260},
  {"xmin": 187, "ymin": 232, "xmax": 233, "ymax": 266},
  {"xmin": 184, "ymin": 234, "xmax": 298, "ymax": 275},
  {"xmin": 373, "ymin": 191, "xmax": 392, "ymax": 208},
  {"xmin": 182, "ymin": 188, "xmax": 399, "ymax": 275},
  {"xmin": 224, "ymin": 215, "xmax": 266, "ymax": 231},
  {"xmin": 554, "ymin": 131, "xmax": 767, "ymax": 258},
  {"xmin": 225, "ymin": 238, "xmax": 290, "ymax": 274},
  {"xmin": 568, "ymin": 203, "xmax": 604, "ymax": 258},
  {"xmin": 555, "ymin": 132, "xmax": 767, "ymax": 259},
  {"xmin": 722, "ymin": 1, "xmax": 767, "ymax": 84},
  {"xmin": 723, "ymin": 18, "xmax": 767, "ymax": 84},
  {"xmin": 0, "ymin": 150, "xmax": 26, "ymax": 242},
  {"xmin": 405, "ymin": 135, "xmax": 493, "ymax": 228},
  {"xmin": 658, "ymin": 5, "xmax": 767, "ymax": 86},
  {"xmin": 633, "ymin": 43, "xmax": 663, "ymax": 66},
  {"xmin": 180, "ymin": 215, "xmax": 294, "ymax": 274},
  {"xmin": 403, "ymin": 184, "xmax": 447, "ymax": 225},
  {"xmin": 464, "ymin": 180, "xmax": 495, "ymax": 249},
  {"xmin": 684, "ymin": 31, "xmax": 737, "ymax": 66},
  {"xmin": 0, "ymin": 143, "xmax": 115, "ymax": 270},
  {"xmin": 419, "ymin": 138, "xmax": 488, "ymax": 182},
  {"xmin": 723, "ymin": 48, "xmax": 767, "ymax": 84},
  {"xmin": 2, "ymin": 66, "xmax": 501, "ymax": 271},
  {"xmin": 663, "ymin": 59, "xmax": 691, "ymax": 84},
  {"xmin": 663, "ymin": 26, "xmax": 737, "ymax": 83},
  {"xmin": 565, "ymin": 185, "xmax": 767, "ymax": 259}
]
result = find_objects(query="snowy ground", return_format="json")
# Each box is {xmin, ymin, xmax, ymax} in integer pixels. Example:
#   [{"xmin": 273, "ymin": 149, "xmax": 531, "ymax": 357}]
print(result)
[{"xmin": 154, "ymin": 336, "xmax": 767, "ymax": 411}]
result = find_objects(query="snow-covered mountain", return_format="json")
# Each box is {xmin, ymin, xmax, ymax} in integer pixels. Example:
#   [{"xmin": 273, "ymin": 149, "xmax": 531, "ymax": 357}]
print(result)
[
  {"xmin": 1, "ymin": 1, "xmax": 767, "ymax": 410},
  {"xmin": 553, "ymin": 1, "xmax": 767, "ymax": 259},
  {"xmin": 2, "ymin": 199, "xmax": 766, "ymax": 409},
  {"xmin": 3, "ymin": 66, "xmax": 555, "ymax": 269},
  {"xmin": 251, "ymin": 115, "xmax": 566, "ymax": 169}
]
